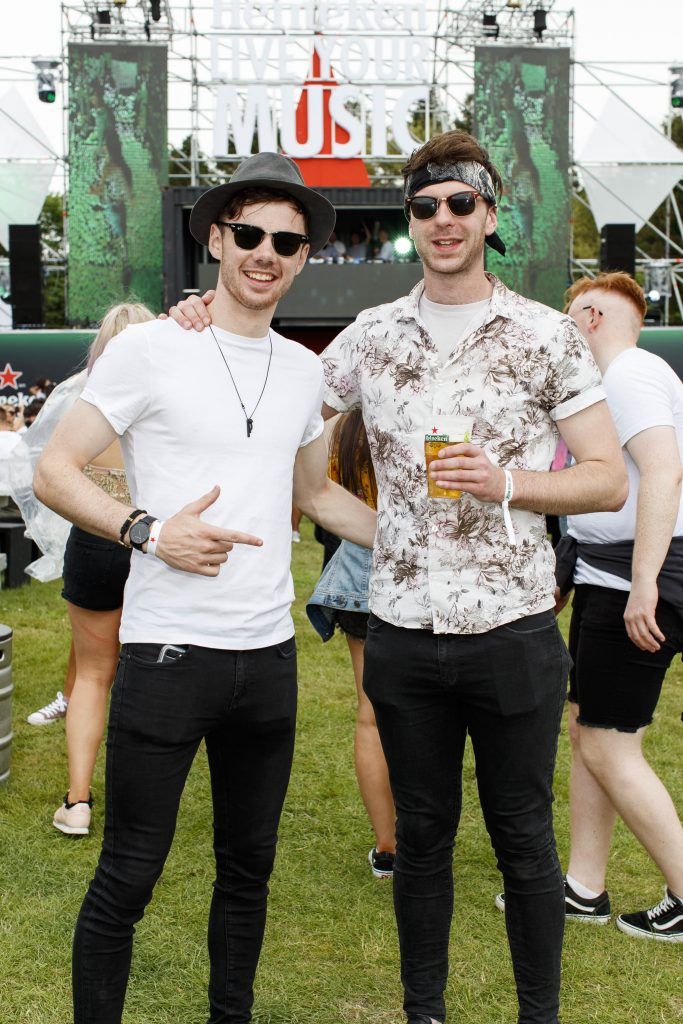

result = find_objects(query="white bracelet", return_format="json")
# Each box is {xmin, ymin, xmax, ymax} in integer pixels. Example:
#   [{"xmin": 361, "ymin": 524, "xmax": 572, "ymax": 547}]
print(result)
[
  {"xmin": 147, "ymin": 520, "xmax": 164, "ymax": 557},
  {"xmin": 502, "ymin": 469, "xmax": 516, "ymax": 546}
]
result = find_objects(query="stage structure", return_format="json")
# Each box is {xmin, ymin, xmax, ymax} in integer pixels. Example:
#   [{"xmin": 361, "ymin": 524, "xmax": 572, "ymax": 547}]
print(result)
[{"xmin": 55, "ymin": 1, "xmax": 683, "ymax": 325}]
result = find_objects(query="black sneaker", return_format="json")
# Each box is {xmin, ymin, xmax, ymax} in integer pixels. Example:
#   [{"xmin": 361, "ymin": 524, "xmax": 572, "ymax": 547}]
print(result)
[
  {"xmin": 616, "ymin": 888, "xmax": 683, "ymax": 943},
  {"xmin": 407, "ymin": 1017, "xmax": 443, "ymax": 1024},
  {"xmin": 495, "ymin": 878, "xmax": 611, "ymax": 924},
  {"xmin": 368, "ymin": 847, "xmax": 395, "ymax": 878}
]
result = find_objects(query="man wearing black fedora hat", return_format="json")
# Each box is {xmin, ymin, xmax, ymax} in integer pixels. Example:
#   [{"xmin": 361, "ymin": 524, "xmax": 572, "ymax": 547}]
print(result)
[
  {"xmin": 171, "ymin": 130, "xmax": 627, "ymax": 1024},
  {"xmin": 35, "ymin": 152, "xmax": 376, "ymax": 1024}
]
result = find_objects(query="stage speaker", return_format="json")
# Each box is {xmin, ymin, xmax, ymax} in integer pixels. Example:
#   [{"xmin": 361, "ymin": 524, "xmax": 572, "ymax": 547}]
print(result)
[
  {"xmin": 600, "ymin": 223, "xmax": 636, "ymax": 277},
  {"xmin": 9, "ymin": 225, "xmax": 43, "ymax": 328}
]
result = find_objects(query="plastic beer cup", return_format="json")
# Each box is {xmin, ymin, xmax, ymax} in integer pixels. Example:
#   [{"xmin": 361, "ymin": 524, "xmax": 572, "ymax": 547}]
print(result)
[{"xmin": 425, "ymin": 417, "xmax": 473, "ymax": 499}]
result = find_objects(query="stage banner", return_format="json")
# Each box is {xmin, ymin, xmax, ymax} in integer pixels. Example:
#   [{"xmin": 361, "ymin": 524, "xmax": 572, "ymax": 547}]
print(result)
[
  {"xmin": 67, "ymin": 43, "xmax": 167, "ymax": 324},
  {"xmin": 474, "ymin": 47, "xmax": 571, "ymax": 310}
]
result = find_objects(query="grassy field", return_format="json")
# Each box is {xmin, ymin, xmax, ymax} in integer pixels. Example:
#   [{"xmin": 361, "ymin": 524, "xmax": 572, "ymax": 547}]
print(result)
[{"xmin": 0, "ymin": 519, "xmax": 681, "ymax": 1023}]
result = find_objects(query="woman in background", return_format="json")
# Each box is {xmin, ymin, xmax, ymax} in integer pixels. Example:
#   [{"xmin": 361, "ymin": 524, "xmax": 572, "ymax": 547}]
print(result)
[
  {"xmin": 25, "ymin": 303, "xmax": 155, "ymax": 835},
  {"xmin": 308, "ymin": 410, "xmax": 396, "ymax": 877}
]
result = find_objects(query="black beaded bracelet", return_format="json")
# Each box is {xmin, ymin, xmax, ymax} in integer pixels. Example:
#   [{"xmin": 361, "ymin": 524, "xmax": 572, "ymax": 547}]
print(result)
[{"xmin": 118, "ymin": 508, "xmax": 147, "ymax": 547}]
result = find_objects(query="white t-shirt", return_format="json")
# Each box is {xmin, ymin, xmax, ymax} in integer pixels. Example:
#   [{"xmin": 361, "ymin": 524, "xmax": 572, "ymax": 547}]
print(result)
[
  {"xmin": 569, "ymin": 347, "xmax": 683, "ymax": 591},
  {"xmin": 81, "ymin": 318, "xmax": 324, "ymax": 649},
  {"xmin": 418, "ymin": 295, "xmax": 492, "ymax": 366}
]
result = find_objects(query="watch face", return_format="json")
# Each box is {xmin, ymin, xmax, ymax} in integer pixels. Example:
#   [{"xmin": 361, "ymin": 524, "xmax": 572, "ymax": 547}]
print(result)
[{"xmin": 129, "ymin": 521, "xmax": 150, "ymax": 546}]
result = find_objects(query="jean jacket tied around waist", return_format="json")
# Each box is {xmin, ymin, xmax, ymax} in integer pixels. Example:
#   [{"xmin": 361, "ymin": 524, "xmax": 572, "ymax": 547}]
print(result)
[{"xmin": 306, "ymin": 539, "xmax": 373, "ymax": 642}]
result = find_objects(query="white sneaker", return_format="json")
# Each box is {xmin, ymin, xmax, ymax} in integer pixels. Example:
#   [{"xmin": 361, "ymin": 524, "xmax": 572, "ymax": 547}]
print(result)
[
  {"xmin": 27, "ymin": 691, "xmax": 68, "ymax": 725},
  {"xmin": 53, "ymin": 795, "xmax": 92, "ymax": 836},
  {"xmin": 292, "ymin": 531, "xmax": 301, "ymax": 543}
]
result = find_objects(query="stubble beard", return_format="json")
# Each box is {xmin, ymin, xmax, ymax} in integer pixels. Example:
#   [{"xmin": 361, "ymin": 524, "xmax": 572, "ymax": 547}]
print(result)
[
  {"xmin": 220, "ymin": 261, "xmax": 290, "ymax": 311},
  {"xmin": 416, "ymin": 230, "xmax": 487, "ymax": 278}
]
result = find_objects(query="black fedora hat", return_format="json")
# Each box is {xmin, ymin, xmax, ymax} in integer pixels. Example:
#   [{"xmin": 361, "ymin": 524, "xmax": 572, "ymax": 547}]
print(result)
[{"xmin": 189, "ymin": 152, "xmax": 336, "ymax": 256}]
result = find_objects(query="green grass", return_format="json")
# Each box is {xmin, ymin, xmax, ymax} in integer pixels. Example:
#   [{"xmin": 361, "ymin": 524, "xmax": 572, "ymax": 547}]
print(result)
[{"xmin": 1, "ymin": 518, "xmax": 681, "ymax": 1023}]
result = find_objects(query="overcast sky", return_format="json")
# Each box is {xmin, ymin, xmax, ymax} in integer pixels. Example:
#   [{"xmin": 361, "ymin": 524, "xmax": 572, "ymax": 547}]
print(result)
[{"xmin": 3, "ymin": 0, "xmax": 683, "ymax": 187}]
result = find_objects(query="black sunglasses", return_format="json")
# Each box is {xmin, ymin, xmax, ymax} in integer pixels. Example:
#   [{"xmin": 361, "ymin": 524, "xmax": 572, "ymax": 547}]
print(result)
[
  {"xmin": 581, "ymin": 305, "xmax": 603, "ymax": 317},
  {"xmin": 217, "ymin": 221, "xmax": 309, "ymax": 257},
  {"xmin": 405, "ymin": 191, "xmax": 483, "ymax": 221}
]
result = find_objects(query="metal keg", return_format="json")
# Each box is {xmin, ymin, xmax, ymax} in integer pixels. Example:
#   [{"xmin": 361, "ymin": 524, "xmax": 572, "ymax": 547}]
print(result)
[{"xmin": 0, "ymin": 625, "xmax": 13, "ymax": 785}]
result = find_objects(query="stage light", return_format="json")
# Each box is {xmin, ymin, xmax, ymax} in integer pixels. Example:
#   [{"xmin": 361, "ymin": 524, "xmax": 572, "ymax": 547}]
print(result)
[
  {"xmin": 113, "ymin": 0, "xmax": 127, "ymax": 6},
  {"xmin": 96, "ymin": 9, "xmax": 111, "ymax": 24},
  {"xmin": 150, "ymin": 0, "xmax": 162, "ymax": 21},
  {"xmin": 506, "ymin": 0, "xmax": 522, "ymax": 9},
  {"xmin": 534, "ymin": 8, "xmax": 547, "ymax": 40},
  {"xmin": 37, "ymin": 71, "xmax": 56, "ymax": 103},
  {"xmin": 394, "ymin": 237, "xmax": 412, "ymax": 257},
  {"xmin": 144, "ymin": 19, "xmax": 151, "ymax": 40},
  {"xmin": 483, "ymin": 13, "xmax": 499, "ymax": 40}
]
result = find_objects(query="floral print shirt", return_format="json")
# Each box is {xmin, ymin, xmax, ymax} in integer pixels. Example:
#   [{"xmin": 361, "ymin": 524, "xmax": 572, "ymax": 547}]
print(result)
[{"xmin": 321, "ymin": 276, "xmax": 606, "ymax": 634}]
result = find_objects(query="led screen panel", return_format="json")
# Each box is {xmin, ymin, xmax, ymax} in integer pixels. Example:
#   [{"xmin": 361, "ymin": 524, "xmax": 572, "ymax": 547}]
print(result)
[
  {"xmin": 67, "ymin": 43, "xmax": 167, "ymax": 323},
  {"xmin": 474, "ymin": 47, "xmax": 571, "ymax": 310}
]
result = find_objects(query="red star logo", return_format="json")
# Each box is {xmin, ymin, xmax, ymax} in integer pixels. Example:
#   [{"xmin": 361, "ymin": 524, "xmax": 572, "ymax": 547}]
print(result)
[
  {"xmin": 0, "ymin": 363, "xmax": 22, "ymax": 390},
  {"xmin": 432, "ymin": 426, "xmax": 438, "ymax": 433}
]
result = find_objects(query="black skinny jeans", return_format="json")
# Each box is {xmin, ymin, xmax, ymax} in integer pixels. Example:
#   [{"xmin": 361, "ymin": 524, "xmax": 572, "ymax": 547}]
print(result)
[
  {"xmin": 363, "ymin": 610, "xmax": 569, "ymax": 1024},
  {"xmin": 72, "ymin": 639, "xmax": 298, "ymax": 1024}
]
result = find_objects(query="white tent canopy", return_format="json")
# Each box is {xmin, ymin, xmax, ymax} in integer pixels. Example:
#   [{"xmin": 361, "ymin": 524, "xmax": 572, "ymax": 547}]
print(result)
[
  {"xmin": 577, "ymin": 94, "xmax": 683, "ymax": 231},
  {"xmin": 0, "ymin": 88, "xmax": 58, "ymax": 251}
]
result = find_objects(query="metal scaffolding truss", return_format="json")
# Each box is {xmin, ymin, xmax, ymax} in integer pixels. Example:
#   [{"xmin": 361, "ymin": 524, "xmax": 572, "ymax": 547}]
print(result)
[{"xmin": 2, "ymin": 2, "xmax": 681, "ymax": 319}]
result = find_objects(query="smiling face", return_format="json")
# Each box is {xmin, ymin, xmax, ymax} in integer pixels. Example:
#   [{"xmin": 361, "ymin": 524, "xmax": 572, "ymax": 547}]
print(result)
[
  {"xmin": 408, "ymin": 181, "xmax": 498, "ymax": 281},
  {"xmin": 208, "ymin": 199, "xmax": 310, "ymax": 314}
]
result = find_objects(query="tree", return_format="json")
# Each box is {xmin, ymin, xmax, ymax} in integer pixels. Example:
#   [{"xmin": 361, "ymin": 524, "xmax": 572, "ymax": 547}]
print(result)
[{"xmin": 39, "ymin": 193, "xmax": 66, "ymax": 328}]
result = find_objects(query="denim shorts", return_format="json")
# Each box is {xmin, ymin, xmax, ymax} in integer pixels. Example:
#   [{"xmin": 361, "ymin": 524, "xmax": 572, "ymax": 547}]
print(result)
[
  {"xmin": 62, "ymin": 525, "xmax": 131, "ymax": 612},
  {"xmin": 567, "ymin": 583, "xmax": 683, "ymax": 732}
]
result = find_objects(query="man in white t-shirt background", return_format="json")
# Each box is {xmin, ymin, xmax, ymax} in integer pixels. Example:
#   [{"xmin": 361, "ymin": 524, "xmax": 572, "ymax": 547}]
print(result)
[
  {"xmin": 34, "ymin": 153, "xmax": 376, "ymax": 1024},
  {"xmin": 560, "ymin": 272, "xmax": 683, "ymax": 942}
]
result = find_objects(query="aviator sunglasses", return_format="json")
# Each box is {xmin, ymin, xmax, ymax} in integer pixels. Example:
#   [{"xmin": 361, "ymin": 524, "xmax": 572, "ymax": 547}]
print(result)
[
  {"xmin": 405, "ymin": 191, "xmax": 484, "ymax": 220},
  {"xmin": 217, "ymin": 220, "xmax": 309, "ymax": 257}
]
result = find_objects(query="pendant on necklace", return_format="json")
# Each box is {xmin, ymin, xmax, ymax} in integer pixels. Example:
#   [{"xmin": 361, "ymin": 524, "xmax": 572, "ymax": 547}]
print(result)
[{"xmin": 246, "ymin": 417, "xmax": 253, "ymax": 438}]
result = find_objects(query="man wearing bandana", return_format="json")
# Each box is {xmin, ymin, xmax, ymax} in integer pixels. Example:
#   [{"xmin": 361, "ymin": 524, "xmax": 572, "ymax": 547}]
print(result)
[
  {"xmin": 169, "ymin": 131, "xmax": 628, "ymax": 1024},
  {"xmin": 320, "ymin": 133, "xmax": 629, "ymax": 1024}
]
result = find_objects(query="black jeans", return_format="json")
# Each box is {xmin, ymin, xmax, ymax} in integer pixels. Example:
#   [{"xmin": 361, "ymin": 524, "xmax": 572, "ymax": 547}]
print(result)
[
  {"xmin": 72, "ymin": 639, "xmax": 298, "ymax": 1024},
  {"xmin": 363, "ymin": 611, "xmax": 569, "ymax": 1024}
]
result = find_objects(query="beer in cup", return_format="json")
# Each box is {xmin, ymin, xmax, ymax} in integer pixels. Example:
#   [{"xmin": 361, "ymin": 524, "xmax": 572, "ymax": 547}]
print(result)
[{"xmin": 425, "ymin": 417, "xmax": 473, "ymax": 499}]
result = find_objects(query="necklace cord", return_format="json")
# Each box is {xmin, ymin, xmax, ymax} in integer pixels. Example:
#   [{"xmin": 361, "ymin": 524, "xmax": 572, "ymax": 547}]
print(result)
[{"xmin": 208, "ymin": 325, "xmax": 273, "ymax": 437}]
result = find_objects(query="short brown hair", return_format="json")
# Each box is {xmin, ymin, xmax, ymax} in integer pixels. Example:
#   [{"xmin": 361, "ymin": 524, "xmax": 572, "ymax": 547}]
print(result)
[
  {"xmin": 564, "ymin": 272, "xmax": 647, "ymax": 322},
  {"xmin": 401, "ymin": 130, "xmax": 503, "ymax": 200},
  {"xmin": 220, "ymin": 187, "xmax": 309, "ymax": 235}
]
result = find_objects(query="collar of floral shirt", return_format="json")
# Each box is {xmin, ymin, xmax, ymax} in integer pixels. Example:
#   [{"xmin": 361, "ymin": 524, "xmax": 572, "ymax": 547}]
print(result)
[
  {"xmin": 392, "ymin": 274, "xmax": 517, "ymax": 370},
  {"xmin": 394, "ymin": 273, "xmax": 513, "ymax": 329}
]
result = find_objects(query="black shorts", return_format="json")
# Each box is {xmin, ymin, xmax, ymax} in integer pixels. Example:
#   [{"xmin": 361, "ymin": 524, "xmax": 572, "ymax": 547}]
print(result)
[
  {"xmin": 567, "ymin": 583, "xmax": 683, "ymax": 732},
  {"xmin": 334, "ymin": 609, "xmax": 369, "ymax": 641},
  {"xmin": 62, "ymin": 525, "xmax": 132, "ymax": 612}
]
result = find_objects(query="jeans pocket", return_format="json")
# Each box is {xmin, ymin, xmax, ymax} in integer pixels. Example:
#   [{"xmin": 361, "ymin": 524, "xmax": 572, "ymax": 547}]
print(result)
[
  {"xmin": 500, "ymin": 609, "xmax": 556, "ymax": 636},
  {"xmin": 491, "ymin": 624, "xmax": 566, "ymax": 716},
  {"xmin": 276, "ymin": 637, "xmax": 296, "ymax": 659},
  {"xmin": 126, "ymin": 643, "xmax": 192, "ymax": 668}
]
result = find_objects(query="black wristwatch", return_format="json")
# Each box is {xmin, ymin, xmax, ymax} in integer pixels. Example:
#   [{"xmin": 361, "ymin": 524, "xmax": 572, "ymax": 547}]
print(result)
[{"xmin": 127, "ymin": 515, "xmax": 157, "ymax": 552}]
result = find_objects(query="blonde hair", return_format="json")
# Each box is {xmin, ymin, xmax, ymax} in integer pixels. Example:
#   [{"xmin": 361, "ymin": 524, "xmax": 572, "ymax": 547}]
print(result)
[
  {"xmin": 564, "ymin": 272, "xmax": 647, "ymax": 323},
  {"xmin": 87, "ymin": 302, "xmax": 155, "ymax": 373}
]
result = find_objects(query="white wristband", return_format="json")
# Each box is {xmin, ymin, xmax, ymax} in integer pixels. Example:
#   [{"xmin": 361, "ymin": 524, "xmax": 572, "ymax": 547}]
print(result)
[
  {"xmin": 502, "ymin": 469, "xmax": 516, "ymax": 547},
  {"xmin": 146, "ymin": 520, "xmax": 164, "ymax": 557}
]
